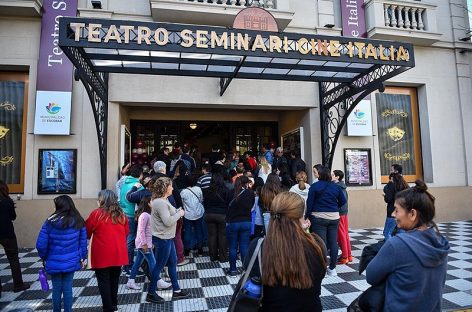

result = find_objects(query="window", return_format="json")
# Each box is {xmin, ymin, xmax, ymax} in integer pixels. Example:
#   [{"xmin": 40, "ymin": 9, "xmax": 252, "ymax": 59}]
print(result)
[
  {"xmin": 0, "ymin": 72, "xmax": 28, "ymax": 193},
  {"xmin": 376, "ymin": 87, "xmax": 423, "ymax": 183}
]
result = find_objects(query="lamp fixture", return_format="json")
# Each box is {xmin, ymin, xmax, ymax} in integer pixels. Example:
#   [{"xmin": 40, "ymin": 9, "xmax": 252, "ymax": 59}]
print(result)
[
  {"xmin": 91, "ymin": 0, "xmax": 102, "ymax": 9},
  {"xmin": 189, "ymin": 123, "xmax": 197, "ymax": 130}
]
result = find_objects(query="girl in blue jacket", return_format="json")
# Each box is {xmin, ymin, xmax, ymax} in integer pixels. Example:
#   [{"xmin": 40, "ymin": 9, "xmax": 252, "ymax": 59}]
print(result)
[{"xmin": 36, "ymin": 195, "xmax": 87, "ymax": 312}]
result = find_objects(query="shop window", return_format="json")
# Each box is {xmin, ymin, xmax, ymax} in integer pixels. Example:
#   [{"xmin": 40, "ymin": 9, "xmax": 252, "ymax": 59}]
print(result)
[
  {"xmin": 0, "ymin": 72, "xmax": 28, "ymax": 193},
  {"xmin": 376, "ymin": 87, "xmax": 423, "ymax": 183}
]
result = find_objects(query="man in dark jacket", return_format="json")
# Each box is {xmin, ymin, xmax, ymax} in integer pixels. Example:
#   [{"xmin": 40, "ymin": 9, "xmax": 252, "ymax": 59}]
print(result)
[
  {"xmin": 290, "ymin": 150, "xmax": 306, "ymax": 180},
  {"xmin": 0, "ymin": 181, "xmax": 29, "ymax": 294}
]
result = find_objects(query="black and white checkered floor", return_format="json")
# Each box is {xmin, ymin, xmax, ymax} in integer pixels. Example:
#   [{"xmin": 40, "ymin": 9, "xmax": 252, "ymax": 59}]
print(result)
[{"xmin": 1, "ymin": 220, "xmax": 472, "ymax": 312}]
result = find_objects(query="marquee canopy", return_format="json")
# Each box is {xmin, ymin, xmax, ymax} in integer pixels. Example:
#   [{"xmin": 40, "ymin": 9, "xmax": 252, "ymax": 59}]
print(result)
[{"xmin": 58, "ymin": 16, "xmax": 415, "ymax": 188}]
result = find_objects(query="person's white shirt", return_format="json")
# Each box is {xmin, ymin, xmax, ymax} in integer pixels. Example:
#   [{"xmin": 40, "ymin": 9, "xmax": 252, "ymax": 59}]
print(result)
[{"xmin": 258, "ymin": 163, "xmax": 272, "ymax": 183}]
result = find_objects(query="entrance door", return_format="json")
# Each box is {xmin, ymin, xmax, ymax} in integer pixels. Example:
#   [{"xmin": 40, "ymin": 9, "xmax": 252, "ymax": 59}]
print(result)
[{"xmin": 120, "ymin": 125, "xmax": 131, "ymax": 168}]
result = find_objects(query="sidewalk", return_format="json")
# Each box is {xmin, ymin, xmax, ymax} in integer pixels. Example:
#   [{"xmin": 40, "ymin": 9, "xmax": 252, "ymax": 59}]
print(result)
[{"xmin": 1, "ymin": 220, "xmax": 471, "ymax": 311}]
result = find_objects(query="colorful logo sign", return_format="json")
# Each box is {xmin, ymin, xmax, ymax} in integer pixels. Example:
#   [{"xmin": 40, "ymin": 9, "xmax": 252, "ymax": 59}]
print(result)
[
  {"xmin": 46, "ymin": 102, "xmax": 61, "ymax": 115},
  {"xmin": 353, "ymin": 108, "xmax": 365, "ymax": 119}
]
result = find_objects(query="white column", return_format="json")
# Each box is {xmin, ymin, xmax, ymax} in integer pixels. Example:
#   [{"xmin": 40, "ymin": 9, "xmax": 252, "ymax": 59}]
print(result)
[
  {"xmin": 391, "ymin": 5, "xmax": 398, "ymax": 27},
  {"xmin": 418, "ymin": 8, "xmax": 425, "ymax": 30},
  {"xmin": 384, "ymin": 4, "xmax": 391, "ymax": 26},
  {"xmin": 404, "ymin": 7, "xmax": 411, "ymax": 29},
  {"xmin": 411, "ymin": 8, "xmax": 418, "ymax": 29},
  {"xmin": 397, "ymin": 6, "xmax": 404, "ymax": 28}
]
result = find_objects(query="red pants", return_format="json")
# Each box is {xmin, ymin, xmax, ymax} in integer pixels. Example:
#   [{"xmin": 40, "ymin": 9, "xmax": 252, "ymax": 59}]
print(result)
[
  {"xmin": 174, "ymin": 218, "xmax": 185, "ymax": 263},
  {"xmin": 337, "ymin": 214, "xmax": 352, "ymax": 258}
]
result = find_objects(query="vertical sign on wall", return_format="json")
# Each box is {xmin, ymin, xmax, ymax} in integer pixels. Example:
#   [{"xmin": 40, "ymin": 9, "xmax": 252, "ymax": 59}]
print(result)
[
  {"xmin": 34, "ymin": 0, "xmax": 77, "ymax": 135},
  {"xmin": 346, "ymin": 97, "xmax": 373, "ymax": 136},
  {"xmin": 340, "ymin": 0, "xmax": 367, "ymax": 38},
  {"xmin": 376, "ymin": 93, "xmax": 416, "ymax": 177}
]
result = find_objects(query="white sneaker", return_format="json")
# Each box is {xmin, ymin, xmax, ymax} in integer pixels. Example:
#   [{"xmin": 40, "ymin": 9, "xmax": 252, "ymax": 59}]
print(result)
[
  {"xmin": 157, "ymin": 279, "xmax": 172, "ymax": 290},
  {"xmin": 327, "ymin": 267, "xmax": 337, "ymax": 277},
  {"xmin": 177, "ymin": 259, "xmax": 190, "ymax": 266},
  {"xmin": 126, "ymin": 280, "xmax": 141, "ymax": 290}
]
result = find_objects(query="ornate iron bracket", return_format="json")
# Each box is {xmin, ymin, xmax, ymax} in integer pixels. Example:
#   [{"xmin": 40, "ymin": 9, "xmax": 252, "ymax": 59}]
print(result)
[
  {"xmin": 62, "ymin": 46, "xmax": 109, "ymax": 189},
  {"xmin": 319, "ymin": 64, "xmax": 409, "ymax": 169}
]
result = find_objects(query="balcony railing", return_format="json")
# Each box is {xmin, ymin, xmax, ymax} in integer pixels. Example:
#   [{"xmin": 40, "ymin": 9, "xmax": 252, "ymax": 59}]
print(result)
[
  {"xmin": 365, "ymin": 0, "xmax": 441, "ymax": 45},
  {"xmin": 184, "ymin": 0, "xmax": 275, "ymax": 9},
  {"xmin": 383, "ymin": 3, "xmax": 425, "ymax": 31},
  {"xmin": 150, "ymin": 0, "xmax": 293, "ymax": 30}
]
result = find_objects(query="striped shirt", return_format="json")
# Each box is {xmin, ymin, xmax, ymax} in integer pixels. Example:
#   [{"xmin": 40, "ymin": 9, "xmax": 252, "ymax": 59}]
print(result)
[{"xmin": 196, "ymin": 173, "xmax": 212, "ymax": 189}]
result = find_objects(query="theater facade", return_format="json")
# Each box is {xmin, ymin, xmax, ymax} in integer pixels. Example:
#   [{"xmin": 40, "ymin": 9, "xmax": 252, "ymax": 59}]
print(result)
[{"xmin": 0, "ymin": 0, "xmax": 471, "ymax": 246}]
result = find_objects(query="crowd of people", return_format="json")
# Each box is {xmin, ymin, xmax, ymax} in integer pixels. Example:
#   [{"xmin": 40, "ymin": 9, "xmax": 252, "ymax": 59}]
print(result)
[{"xmin": 0, "ymin": 144, "xmax": 450, "ymax": 312}]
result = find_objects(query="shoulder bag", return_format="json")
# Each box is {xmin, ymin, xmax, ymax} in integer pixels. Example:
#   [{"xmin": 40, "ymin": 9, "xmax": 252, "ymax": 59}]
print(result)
[{"xmin": 227, "ymin": 238, "xmax": 264, "ymax": 312}]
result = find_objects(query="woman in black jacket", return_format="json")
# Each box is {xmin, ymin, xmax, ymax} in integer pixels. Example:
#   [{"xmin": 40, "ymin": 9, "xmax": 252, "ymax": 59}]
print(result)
[
  {"xmin": 203, "ymin": 173, "xmax": 232, "ymax": 262},
  {"xmin": 0, "ymin": 180, "xmax": 29, "ymax": 295},
  {"xmin": 225, "ymin": 176, "xmax": 255, "ymax": 276},
  {"xmin": 382, "ymin": 173, "xmax": 409, "ymax": 239}
]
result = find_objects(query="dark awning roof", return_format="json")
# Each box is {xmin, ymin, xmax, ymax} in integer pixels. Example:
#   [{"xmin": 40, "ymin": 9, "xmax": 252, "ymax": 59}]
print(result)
[{"xmin": 59, "ymin": 17, "xmax": 414, "ymax": 96}]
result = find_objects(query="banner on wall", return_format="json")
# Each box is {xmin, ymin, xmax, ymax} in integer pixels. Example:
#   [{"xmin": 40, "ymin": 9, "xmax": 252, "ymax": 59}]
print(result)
[
  {"xmin": 340, "ymin": 0, "xmax": 367, "ymax": 38},
  {"xmin": 376, "ymin": 93, "xmax": 416, "ymax": 176},
  {"xmin": 0, "ymin": 81, "xmax": 25, "ymax": 185},
  {"xmin": 34, "ymin": 0, "xmax": 77, "ymax": 135},
  {"xmin": 346, "ymin": 97, "xmax": 373, "ymax": 136}
]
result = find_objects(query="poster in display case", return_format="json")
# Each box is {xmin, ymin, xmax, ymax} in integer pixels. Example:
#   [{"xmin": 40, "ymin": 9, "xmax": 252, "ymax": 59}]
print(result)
[
  {"xmin": 344, "ymin": 148, "xmax": 373, "ymax": 186},
  {"xmin": 38, "ymin": 149, "xmax": 77, "ymax": 194}
]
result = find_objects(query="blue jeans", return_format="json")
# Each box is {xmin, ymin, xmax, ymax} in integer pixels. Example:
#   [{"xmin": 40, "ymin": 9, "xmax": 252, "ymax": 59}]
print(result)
[
  {"xmin": 310, "ymin": 217, "xmax": 339, "ymax": 270},
  {"xmin": 383, "ymin": 217, "xmax": 397, "ymax": 240},
  {"xmin": 183, "ymin": 218, "xmax": 204, "ymax": 250},
  {"xmin": 130, "ymin": 248, "xmax": 156, "ymax": 280},
  {"xmin": 51, "ymin": 272, "xmax": 74, "ymax": 312},
  {"xmin": 148, "ymin": 236, "xmax": 180, "ymax": 293},
  {"xmin": 226, "ymin": 221, "xmax": 252, "ymax": 272},
  {"xmin": 126, "ymin": 216, "xmax": 137, "ymax": 268}
]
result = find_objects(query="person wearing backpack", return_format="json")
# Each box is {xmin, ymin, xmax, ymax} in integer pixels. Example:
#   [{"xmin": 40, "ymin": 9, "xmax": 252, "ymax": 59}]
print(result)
[
  {"xmin": 36, "ymin": 195, "xmax": 87, "ymax": 312},
  {"xmin": 180, "ymin": 175, "xmax": 205, "ymax": 256}
]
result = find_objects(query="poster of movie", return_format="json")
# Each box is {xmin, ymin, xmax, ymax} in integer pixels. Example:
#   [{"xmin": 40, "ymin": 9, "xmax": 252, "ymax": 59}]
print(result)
[
  {"xmin": 344, "ymin": 149, "xmax": 373, "ymax": 186},
  {"xmin": 38, "ymin": 149, "xmax": 77, "ymax": 194}
]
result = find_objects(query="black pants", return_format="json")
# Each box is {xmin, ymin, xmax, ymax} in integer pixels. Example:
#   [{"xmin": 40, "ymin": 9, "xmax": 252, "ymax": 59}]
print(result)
[
  {"xmin": 204, "ymin": 213, "xmax": 228, "ymax": 262},
  {"xmin": 94, "ymin": 266, "xmax": 121, "ymax": 312},
  {"xmin": 0, "ymin": 237, "xmax": 25, "ymax": 291}
]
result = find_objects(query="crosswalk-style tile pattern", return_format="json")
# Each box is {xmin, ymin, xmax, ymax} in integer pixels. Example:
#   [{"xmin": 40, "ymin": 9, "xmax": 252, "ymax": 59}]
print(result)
[{"xmin": 1, "ymin": 220, "xmax": 471, "ymax": 311}]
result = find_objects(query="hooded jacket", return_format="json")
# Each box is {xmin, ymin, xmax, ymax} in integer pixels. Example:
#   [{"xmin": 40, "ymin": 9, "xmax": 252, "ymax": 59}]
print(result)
[
  {"xmin": 36, "ymin": 216, "xmax": 88, "ymax": 275},
  {"xmin": 366, "ymin": 228, "xmax": 450, "ymax": 312},
  {"xmin": 119, "ymin": 176, "xmax": 143, "ymax": 218}
]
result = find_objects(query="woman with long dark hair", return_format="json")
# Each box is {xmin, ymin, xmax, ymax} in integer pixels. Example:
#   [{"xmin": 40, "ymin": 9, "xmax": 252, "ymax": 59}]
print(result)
[
  {"xmin": 383, "ymin": 172, "xmax": 409, "ymax": 240},
  {"xmin": 0, "ymin": 180, "xmax": 29, "ymax": 294},
  {"xmin": 36, "ymin": 195, "xmax": 87, "ymax": 312},
  {"xmin": 244, "ymin": 192, "xmax": 327, "ymax": 311},
  {"xmin": 225, "ymin": 175, "xmax": 255, "ymax": 276},
  {"xmin": 258, "ymin": 173, "xmax": 283, "ymax": 233},
  {"xmin": 203, "ymin": 173, "xmax": 232, "ymax": 262},
  {"xmin": 86, "ymin": 190, "xmax": 129, "ymax": 312},
  {"xmin": 366, "ymin": 180, "xmax": 449, "ymax": 311},
  {"xmin": 305, "ymin": 165, "xmax": 346, "ymax": 277}
]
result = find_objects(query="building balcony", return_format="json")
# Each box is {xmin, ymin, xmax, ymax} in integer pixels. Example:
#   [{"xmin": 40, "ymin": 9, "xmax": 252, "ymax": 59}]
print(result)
[
  {"xmin": 365, "ymin": 0, "xmax": 442, "ymax": 46},
  {"xmin": 150, "ymin": 0, "xmax": 294, "ymax": 31},
  {"xmin": 0, "ymin": 0, "xmax": 43, "ymax": 17}
]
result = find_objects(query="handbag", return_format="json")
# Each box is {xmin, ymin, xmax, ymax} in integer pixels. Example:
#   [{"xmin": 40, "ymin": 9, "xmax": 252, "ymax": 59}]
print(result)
[
  {"xmin": 227, "ymin": 238, "xmax": 264, "ymax": 312},
  {"xmin": 86, "ymin": 235, "xmax": 93, "ymax": 270}
]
